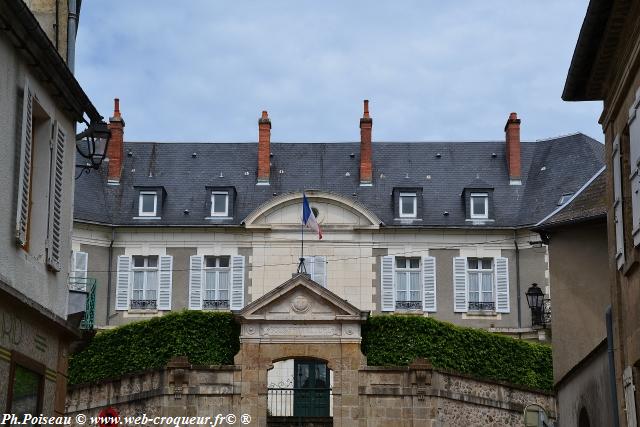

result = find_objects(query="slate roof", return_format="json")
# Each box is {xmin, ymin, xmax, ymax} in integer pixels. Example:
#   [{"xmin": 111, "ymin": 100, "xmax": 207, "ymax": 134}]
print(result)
[
  {"xmin": 536, "ymin": 168, "xmax": 606, "ymax": 229},
  {"xmin": 74, "ymin": 133, "xmax": 604, "ymax": 229}
]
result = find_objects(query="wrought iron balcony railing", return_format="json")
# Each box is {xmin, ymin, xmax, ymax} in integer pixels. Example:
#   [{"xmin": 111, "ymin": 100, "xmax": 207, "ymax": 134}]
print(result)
[
  {"xmin": 68, "ymin": 277, "xmax": 97, "ymax": 330},
  {"xmin": 395, "ymin": 301, "xmax": 422, "ymax": 310},
  {"xmin": 203, "ymin": 299, "xmax": 230, "ymax": 309},
  {"xmin": 130, "ymin": 299, "xmax": 157, "ymax": 310},
  {"xmin": 468, "ymin": 301, "xmax": 495, "ymax": 311}
]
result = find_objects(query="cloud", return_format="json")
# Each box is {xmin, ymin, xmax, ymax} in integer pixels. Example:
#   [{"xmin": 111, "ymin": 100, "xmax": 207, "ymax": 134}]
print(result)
[{"xmin": 75, "ymin": 0, "xmax": 603, "ymax": 143}]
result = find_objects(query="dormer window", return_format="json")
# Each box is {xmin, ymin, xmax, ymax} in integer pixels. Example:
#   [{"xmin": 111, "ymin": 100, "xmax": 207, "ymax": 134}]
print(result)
[
  {"xmin": 399, "ymin": 192, "xmax": 417, "ymax": 218},
  {"xmin": 139, "ymin": 191, "xmax": 158, "ymax": 217},
  {"xmin": 211, "ymin": 191, "xmax": 229, "ymax": 217},
  {"xmin": 470, "ymin": 193, "xmax": 489, "ymax": 219}
]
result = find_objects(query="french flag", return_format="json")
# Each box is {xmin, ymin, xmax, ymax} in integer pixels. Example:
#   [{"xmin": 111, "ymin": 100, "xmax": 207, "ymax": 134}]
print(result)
[{"xmin": 302, "ymin": 194, "xmax": 323, "ymax": 240}]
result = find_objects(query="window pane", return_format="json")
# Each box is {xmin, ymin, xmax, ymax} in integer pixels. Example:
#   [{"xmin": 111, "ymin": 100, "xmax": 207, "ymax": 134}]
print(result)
[
  {"xmin": 409, "ymin": 272, "xmax": 420, "ymax": 291},
  {"xmin": 219, "ymin": 290, "xmax": 229, "ymax": 300},
  {"xmin": 133, "ymin": 256, "xmax": 145, "ymax": 268},
  {"xmin": 482, "ymin": 291, "xmax": 493, "ymax": 302},
  {"xmin": 410, "ymin": 290, "xmax": 420, "ymax": 301},
  {"xmin": 205, "ymin": 271, "xmax": 216, "ymax": 291},
  {"xmin": 213, "ymin": 194, "xmax": 227, "ymax": 214},
  {"xmin": 468, "ymin": 258, "xmax": 478, "ymax": 269},
  {"xmin": 481, "ymin": 273, "xmax": 493, "ymax": 292},
  {"xmin": 146, "ymin": 271, "xmax": 158, "ymax": 293},
  {"xmin": 133, "ymin": 271, "xmax": 144, "ymax": 290},
  {"xmin": 205, "ymin": 256, "xmax": 217, "ymax": 268},
  {"xmin": 469, "ymin": 291, "xmax": 480, "ymax": 302},
  {"xmin": 146, "ymin": 289, "xmax": 157, "ymax": 300},
  {"xmin": 472, "ymin": 196, "xmax": 486, "ymax": 215},
  {"xmin": 400, "ymin": 195, "xmax": 415, "ymax": 215},
  {"xmin": 218, "ymin": 271, "xmax": 230, "ymax": 290},
  {"xmin": 219, "ymin": 256, "xmax": 230, "ymax": 268},
  {"xmin": 409, "ymin": 258, "xmax": 420, "ymax": 269},
  {"xmin": 481, "ymin": 258, "xmax": 492, "ymax": 269},
  {"xmin": 396, "ymin": 257, "xmax": 406, "ymax": 269},
  {"xmin": 396, "ymin": 272, "xmax": 407, "ymax": 291},
  {"xmin": 141, "ymin": 193, "xmax": 155, "ymax": 213},
  {"xmin": 10, "ymin": 365, "xmax": 41, "ymax": 417},
  {"xmin": 469, "ymin": 272, "xmax": 479, "ymax": 292},
  {"xmin": 147, "ymin": 256, "xmax": 158, "ymax": 268}
]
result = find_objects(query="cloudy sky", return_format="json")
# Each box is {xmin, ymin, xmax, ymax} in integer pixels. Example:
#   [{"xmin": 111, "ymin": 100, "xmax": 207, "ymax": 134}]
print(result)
[{"xmin": 75, "ymin": 1, "xmax": 602, "ymax": 143}]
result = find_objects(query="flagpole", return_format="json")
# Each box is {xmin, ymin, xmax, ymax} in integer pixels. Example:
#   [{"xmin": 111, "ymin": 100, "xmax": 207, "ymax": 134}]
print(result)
[{"xmin": 298, "ymin": 192, "xmax": 306, "ymax": 274}]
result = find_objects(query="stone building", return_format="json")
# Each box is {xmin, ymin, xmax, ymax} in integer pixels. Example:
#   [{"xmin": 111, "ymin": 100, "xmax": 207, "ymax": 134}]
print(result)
[
  {"xmin": 533, "ymin": 170, "xmax": 615, "ymax": 426},
  {"xmin": 563, "ymin": 0, "xmax": 640, "ymax": 425},
  {"xmin": 72, "ymin": 99, "xmax": 603, "ymax": 340},
  {"xmin": 0, "ymin": 0, "xmax": 103, "ymax": 418},
  {"xmin": 65, "ymin": 274, "xmax": 557, "ymax": 427}
]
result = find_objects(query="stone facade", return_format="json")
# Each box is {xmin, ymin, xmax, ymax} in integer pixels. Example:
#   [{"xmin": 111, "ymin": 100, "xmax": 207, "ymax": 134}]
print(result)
[
  {"xmin": 66, "ymin": 359, "xmax": 555, "ymax": 427},
  {"xmin": 66, "ymin": 275, "xmax": 555, "ymax": 426}
]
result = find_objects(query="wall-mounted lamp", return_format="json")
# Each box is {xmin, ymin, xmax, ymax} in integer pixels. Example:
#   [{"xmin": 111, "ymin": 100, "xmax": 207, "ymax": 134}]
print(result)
[{"xmin": 75, "ymin": 120, "xmax": 110, "ymax": 178}]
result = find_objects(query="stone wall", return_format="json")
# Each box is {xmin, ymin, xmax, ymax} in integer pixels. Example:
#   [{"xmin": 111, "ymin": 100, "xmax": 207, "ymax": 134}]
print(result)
[{"xmin": 66, "ymin": 358, "xmax": 555, "ymax": 427}]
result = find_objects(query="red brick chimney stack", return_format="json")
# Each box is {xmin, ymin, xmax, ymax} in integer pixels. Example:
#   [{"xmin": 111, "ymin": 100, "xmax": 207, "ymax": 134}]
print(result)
[
  {"xmin": 257, "ymin": 110, "xmax": 271, "ymax": 185},
  {"xmin": 359, "ymin": 100, "xmax": 373, "ymax": 185},
  {"xmin": 107, "ymin": 98, "xmax": 125, "ymax": 184},
  {"xmin": 504, "ymin": 112, "xmax": 521, "ymax": 185}
]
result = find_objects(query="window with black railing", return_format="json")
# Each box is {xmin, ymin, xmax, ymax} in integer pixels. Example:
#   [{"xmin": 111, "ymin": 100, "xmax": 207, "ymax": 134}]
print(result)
[
  {"xmin": 395, "ymin": 257, "xmax": 422, "ymax": 311},
  {"xmin": 468, "ymin": 258, "xmax": 494, "ymax": 312},
  {"xmin": 203, "ymin": 256, "xmax": 230, "ymax": 310},
  {"xmin": 131, "ymin": 256, "xmax": 158, "ymax": 310}
]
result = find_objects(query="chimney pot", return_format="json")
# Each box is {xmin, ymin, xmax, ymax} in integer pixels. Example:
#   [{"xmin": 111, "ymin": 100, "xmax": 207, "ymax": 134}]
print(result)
[
  {"xmin": 359, "ymin": 99, "xmax": 373, "ymax": 185},
  {"xmin": 257, "ymin": 110, "xmax": 271, "ymax": 184},
  {"xmin": 107, "ymin": 98, "xmax": 125, "ymax": 183},
  {"xmin": 504, "ymin": 112, "xmax": 522, "ymax": 184}
]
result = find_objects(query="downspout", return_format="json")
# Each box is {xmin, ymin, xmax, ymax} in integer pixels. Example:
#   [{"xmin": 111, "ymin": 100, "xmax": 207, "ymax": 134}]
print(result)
[
  {"xmin": 514, "ymin": 232, "xmax": 522, "ymax": 329},
  {"xmin": 54, "ymin": 0, "xmax": 59, "ymax": 50},
  {"xmin": 106, "ymin": 227, "xmax": 114, "ymax": 326},
  {"xmin": 67, "ymin": 0, "xmax": 78, "ymax": 73},
  {"xmin": 607, "ymin": 306, "xmax": 621, "ymax": 427}
]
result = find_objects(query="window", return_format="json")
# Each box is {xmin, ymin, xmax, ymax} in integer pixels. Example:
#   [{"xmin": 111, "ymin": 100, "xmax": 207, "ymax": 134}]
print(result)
[
  {"xmin": 557, "ymin": 193, "xmax": 573, "ymax": 206},
  {"xmin": 131, "ymin": 255, "xmax": 158, "ymax": 309},
  {"xmin": 7, "ymin": 354, "xmax": 44, "ymax": 418},
  {"xmin": 138, "ymin": 191, "xmax": 158, "ymax": 217},
  {"xmin": 301, "ymin": 256, "xmax": 327, "ymax": 287},
  {"xmin": 470, "ymin": 193, "xmax": 489, "ymax": 219},
  {"xmin": 395, "ymin": 257, "xmax": 421, "ymax": 310},
  {"xmin": 467, "ymin": 258, "xmax": 494, "ymax": 311},
  {"xmin": 211, "ymin": 191, "xmax": 229, "ymax": 217},
  {"xmin": 399, "ymin": 193, "xmax": 417, "ymax": 218},
  {"xmin": 203, "ymin": 256, "xmax": 230, "ymax": 309},
  {"xmin": 70, "ymin": 251, "xmax": 89, "ymax": 291}
]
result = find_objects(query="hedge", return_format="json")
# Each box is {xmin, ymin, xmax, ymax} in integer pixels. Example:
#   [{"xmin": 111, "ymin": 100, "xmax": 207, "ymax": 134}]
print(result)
[
  {"xmin": 68, "ymin": 311, "xmax": 240, "ymax": 385},
  {"xmin": 69, "ymin": 311, "xmax": 552, "ymax": 391},
  {"xmin": 361, "ymin": 315, "xmax": 553, "ymax": 391}
]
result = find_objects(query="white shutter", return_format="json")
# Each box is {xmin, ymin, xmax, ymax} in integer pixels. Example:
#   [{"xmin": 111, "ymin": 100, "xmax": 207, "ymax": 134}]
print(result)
[
  {"xmin": 308, "ymin": 256, "xmax": 327, "ymax": 288},
  {"xmin": 630, "ymin": 97, "xmax": 640, "ymax": 246},
  {"xmin": 15, "ymin": 80, "xmax": 33, "ymax": 247},
  {"xmin": 624, "ymin": 366, "xmax": 638, "ymax": 427},
  {"xmin": 613, "ymin": 136, "xmax": 626, "ymax": 269},
  {"xmin": 494, "ymin": 257, "xmax": 510, "ymax": 313},
  {"xmin": 157, "ymin": 255, "xmax": 173, "ymax": 310},
  {"xmin": 380, "ymin": 255, "xmax": 395, "ymax": 312},
  {"xmin": 115, "ymin": 255, "xmax": 131, "ymax": 310},
  {"xmin": 188, "ymin": 255, "xmax": 204, "ymax": 310},
  {"xmin": 422, "ymin": 256, "xmax": 436, "ymax": 312},
  {"xmin": 46, "ymin": 121, "xmax": 66, "ymax": 272},
  {"xmin": 230, "ymin": 255, "xmax": 245, "ymax": 310},
  {"xmin": 453, "ymin": 257, "xmax": 468, "ymax": 313}
]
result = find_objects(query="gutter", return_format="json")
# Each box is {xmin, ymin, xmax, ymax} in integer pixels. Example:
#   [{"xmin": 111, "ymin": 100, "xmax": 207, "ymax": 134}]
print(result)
[
  {"xmin": 67, "ymin": 0, "xmax": 78, "ymax": 73},
  {"xmin": 106, "ymin": 228, "xmax": 114, "ymax": 326}
]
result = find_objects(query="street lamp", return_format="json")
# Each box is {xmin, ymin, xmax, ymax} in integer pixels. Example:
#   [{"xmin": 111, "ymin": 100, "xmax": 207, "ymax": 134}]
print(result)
[
  {"xmin": 526, "ymin": 283, "xmax": 545, "ymax": 327},
  {"xmin": 75, "ymin": 120, "xmax": 110, "ymax": 178}
]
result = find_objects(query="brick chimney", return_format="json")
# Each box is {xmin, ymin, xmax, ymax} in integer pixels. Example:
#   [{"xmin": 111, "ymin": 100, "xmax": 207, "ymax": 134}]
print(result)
[
  {"xmin": 359, "ymin": 100, "xmax": 373, "ymax": 185},
  {"xmin": 107, "ymin": 98, "xmax": 125, "ymax": 184},
  {"xmin": 504, "ymin": 112, "xmax": 521, "ymax": 185},
  {"xmin": 257, "ymin": 110, "xmax": 271, "ymax": 185}
]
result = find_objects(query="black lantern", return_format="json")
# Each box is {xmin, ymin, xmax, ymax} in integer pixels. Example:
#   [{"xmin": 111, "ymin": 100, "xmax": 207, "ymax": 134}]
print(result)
[
  {"xmin": 526, "ymin": 283, "xmax": 546, "ymax": 327},
  {"xmin": 75, "ymin": 120, "xmax": 110, "ymax": 177}
]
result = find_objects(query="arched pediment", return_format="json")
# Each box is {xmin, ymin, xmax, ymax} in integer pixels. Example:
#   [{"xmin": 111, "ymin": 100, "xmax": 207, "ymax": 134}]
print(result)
[{"xmin": 243, "ymin": 191, "xmax": 382, "ymax": 230}]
